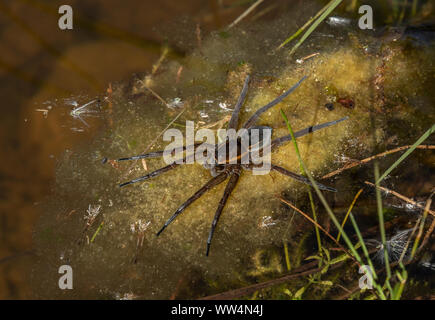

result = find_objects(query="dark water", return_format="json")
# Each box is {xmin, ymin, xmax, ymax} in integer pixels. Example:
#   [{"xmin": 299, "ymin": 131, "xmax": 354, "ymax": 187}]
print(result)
[{"xmin": 0, "ymin": 0, "xmax": 248, "ymax": 299}]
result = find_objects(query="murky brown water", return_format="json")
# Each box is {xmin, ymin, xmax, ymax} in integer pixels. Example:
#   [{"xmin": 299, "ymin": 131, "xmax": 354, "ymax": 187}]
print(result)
[{"xmin": 0, "ymin": 0, "xmax": 261, "ymax": 299}]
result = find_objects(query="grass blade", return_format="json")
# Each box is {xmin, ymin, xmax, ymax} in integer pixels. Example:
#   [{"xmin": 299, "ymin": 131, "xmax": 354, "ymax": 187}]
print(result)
[
  {"xmin": 276, "ymin": 0, "xmax": 332, "ymax": 50},
  {"xmin": 286, "ymin": 0, "xmax": 343, "ymax": 55},
  {"xmin": 280, "ymin": 109, "xmax": 322, "ymax": 254},
  {"xmin": 377, "ymin": 124, "xmax": 435, "ymax": 184}
]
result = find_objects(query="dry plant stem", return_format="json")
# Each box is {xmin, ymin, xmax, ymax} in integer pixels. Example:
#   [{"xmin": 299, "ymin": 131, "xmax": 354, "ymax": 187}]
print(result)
[
  {"xmin": 399, "ymin": 215, "xmax": 421, "ymax": 263},
  {"xmin": 322, "ymin": 145, "xmax": 434, "ymax": 179},
  {"xmin": 152, "ymin": 47, "xmax": 169, "ymax": 75},
  {"xmin": 279, "ymin": 197, "xmax": 356, "ymax": 263},
  {"xmin": 199, "ymin": 259, "xmax": 345, "ymax": 300},
  {"xmin": 364, "ymin": 181, "xmax": 435, "ymax": 217},
  {"xmin": 142, "ymin": 84, "xmax": 170, "ymax": 108},
  {"xmin": 418, "ymin": 191, "xmax": 435, "ymax": 253},
  {"xmin": 199, "ymin": 115, "xmax": 231, "ymax": 129},
  {"xmin": 336, "ymin": 283, "xmax": 361, "ymax": 300},
  {"xmin": 298, "ymin": 52, "xmax": 320, "ymax": 63},
  {"xmin": 227, "ymin": 0, "xmax": 264, "ymax": 29},
  {"xmin": 337, "ymin": 188, "xmax": 364, "ymax": 242},
  {"xmin": 196, "ymin": 23, "xmax": 202, "ymax": 50},
  {"xmin": 418, "ymin": 216, "xmax": 435, "ymax": 253},
  {"xmin": 250, "ymin": 3, "xmax": 278, "ymax": 22},
  {"xmin": 411, "ymin": 199, "xmax": 432, "ymax": 258}
]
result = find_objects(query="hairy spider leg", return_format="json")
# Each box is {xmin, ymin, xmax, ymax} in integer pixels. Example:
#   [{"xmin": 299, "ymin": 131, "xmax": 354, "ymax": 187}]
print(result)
[
  {"xmin": 270, "ymin": 164, "xmax": 337, "ymax": 192},
  {"xmin": 206, "ymin": 169, "xmax": 240, "ymax": 256},
  {"xmin": 156, "ymin": 171, "xmax": 229, "ymax": 236},
  {"xmin": 242, "ymin": 75, "xmax": 307, "ymax": 129},
  {"xmin": 227, "ymin": 75, "xmax": 250, "ymax": 130},
  {"xmin": 117, "ymin": 142, "xmax": 205, "ymax": 161},
  {"xmin": 119, "ymin": 163, "xmax": 180, "ymax": 187},
  {"xmin": 269, "ymin": 116, "xmax": 349, "ymax": 151},
  {"xmin": 119, "ymin": 152, "xmax": 197, "ymax": 187}
]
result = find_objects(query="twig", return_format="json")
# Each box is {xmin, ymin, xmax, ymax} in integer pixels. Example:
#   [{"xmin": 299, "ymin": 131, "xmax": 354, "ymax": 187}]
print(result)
[
  {"xmin": 280, "ymin": 197, "xmax": 339, "ymax": 246},
  {"xmin": 336, "ymin": 283, "xmax": 362, "ymax": 300},
  {"xmin": 377, "ymin": 125, "xmax": 435, "ymax": 184},
  {"xmin": 411, "ymin": 199, "xmax": 432, "ymax": 258},
  {"xmin": 199, "ymin": 115, "xmax": 231, "ymax": 129},
  {"xmin": 279, "ymin": 197, "xmax": 356, "ymax": 264},
  {"xmin": 364, "ymin": 181, "xmax": 435, "ymax": 217},
  {"xmin": 176, "ymin": 66, "xmax": 183, "ymax": 83},
  {"xmin": 419, "ymin": 216, "xmax": 435, "ymax": 253},
  {"xmin": 250, "ymin": 3, "xmax": 278, "ymax": 22},
  {"xmin": 227, "ymin": 0, "xmax": 264, "ymax": 29},
  {"xmin": 399, "ymin": 215, "xmax": 421, "ymax": 263},
  {"xmin": 337, "ymin": 188, "xmax": 364, "ymax": 242},
  {"xmin": 296, "ymin": 52, "xmax": 320, "ymax": 64},
  {"xmin": 196, "ymin": 23, "xmax": 202, "ymax": 51},
  {"xmin": 199, "ymin": 260, "xmax": 345, "ymax": 300},
  {"xmin": 141, "ymin": 84, "xmax": 170, "ymax": 108},
  {"xmin": 322, "ymin": 145, "xmax": 434, "ymax": 179}
]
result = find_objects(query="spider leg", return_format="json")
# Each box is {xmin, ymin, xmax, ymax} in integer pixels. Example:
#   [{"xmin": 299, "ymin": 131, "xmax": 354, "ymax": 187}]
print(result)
[
  {"xmin": 271, "ymin": 164, "xmax": 337, "ymax": 192},
  {"xmin": 119, "ymin": 151, "xmax": 200, "ymax": 187},
  {"xmin": 227, "ymin": 75, "xmax": 250, "ymax": 130},
  {"xmin": 119, "ymin": 162, "xmax": 180, "ymax": 187},
  {"xmin": 206, "ymin": 171, "xmax": 240, "ymax": 256},
  {"xmin": 156, "ymin": 171, "xmax": 228, "ymax": 236},
  {"xmin": 242, "ymin": 76, "xmax": 307, "ymax": 129},
  {"xmin": 117, "ymin": 142, "xmax": 205, "ymax": 161},
  {"xmin": 270, "ymin": 116, "xmax": 349, "ymax": 151}
]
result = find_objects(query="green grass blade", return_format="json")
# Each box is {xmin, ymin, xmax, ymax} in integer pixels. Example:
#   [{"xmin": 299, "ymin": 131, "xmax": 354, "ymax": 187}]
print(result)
[
  {"xmin": 280, "ymin": 109, "xmax": 322, "ymax": 254},
  {"xmin": 283, "ymin": 241, "xmax": 291, "ymax": 271},
  {"xmin": 288, "ymin": 0, "xmax": 343, "ymax": 55},
  {"xmin": 280, "ymin": 110, "xmax": 361, "ymax": 263},
  {"xmin": 377, "ymin": 124, "xmax": 435, "ymax": 184},
  {"xmin": 276, "ymin": 0, "xmax": 332, "ymax": 50},
  {"xmin": 374, "ymin": 162, "xmax": 394, "ymax": 297},
  {"xmin": 349, "ymin": 213, "xmax": 377, "ymax": 280}
]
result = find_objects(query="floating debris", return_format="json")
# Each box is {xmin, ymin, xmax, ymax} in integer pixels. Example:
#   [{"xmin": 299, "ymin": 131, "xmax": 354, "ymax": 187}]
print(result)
[
  {"xmin": 70, "ymin": 99, "xmax": 98, "ymax": 127},
  {"xmin": 367, "ymin": 229, "xmax": 413, "ymax": 264},
  {"xmin": 84, "ymin": 204, "xmax": 101, "ymax": 227},
  {"xmin": 337, "ymin": 98, "xmax": 355, "ymax": 109},
  {"xmin": 326, "ymin": 16, "xmax": 352, "ymax": 27},
  {"xmin": 259, "ymin": 216, "xmax": 278, "ymax": 228},
  {"xmin": 199, "ymin": 111, "xmax": 209, "ymax": 118},
  {"xmin": 167, "ymin": 97, "xmax": 184, "ymax": 108},
  {"xmin": 218, "ymin": 102, "xmax": 232, "ymax": 111},
  {"xmin": 324, "ymin": 102, "xmax": 334, "ymax": 111}
]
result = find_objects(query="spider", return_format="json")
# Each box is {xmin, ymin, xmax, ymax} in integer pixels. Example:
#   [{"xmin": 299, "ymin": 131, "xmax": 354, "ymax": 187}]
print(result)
[{"xmin": 117, "ymin": 75, "xmax": 348, "ymax": 256}]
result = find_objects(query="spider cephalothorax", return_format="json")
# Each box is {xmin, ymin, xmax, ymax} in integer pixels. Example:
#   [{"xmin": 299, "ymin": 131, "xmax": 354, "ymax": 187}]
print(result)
[{"xmin": 117, "ymin": 75, "xmax": 348, "ymax": 256}]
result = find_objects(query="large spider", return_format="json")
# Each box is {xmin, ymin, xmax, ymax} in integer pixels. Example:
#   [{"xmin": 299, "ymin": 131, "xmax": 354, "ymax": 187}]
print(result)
[{"xmin": 117, "ymin": 75, "xmax": 348, "ymax": 256}]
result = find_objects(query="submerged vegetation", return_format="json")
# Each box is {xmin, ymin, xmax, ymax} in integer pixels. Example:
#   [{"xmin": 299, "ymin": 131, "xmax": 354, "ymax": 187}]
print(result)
[{"xmin": 31, "ymin": 0, "xmax": 434, "ymax": 299}]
